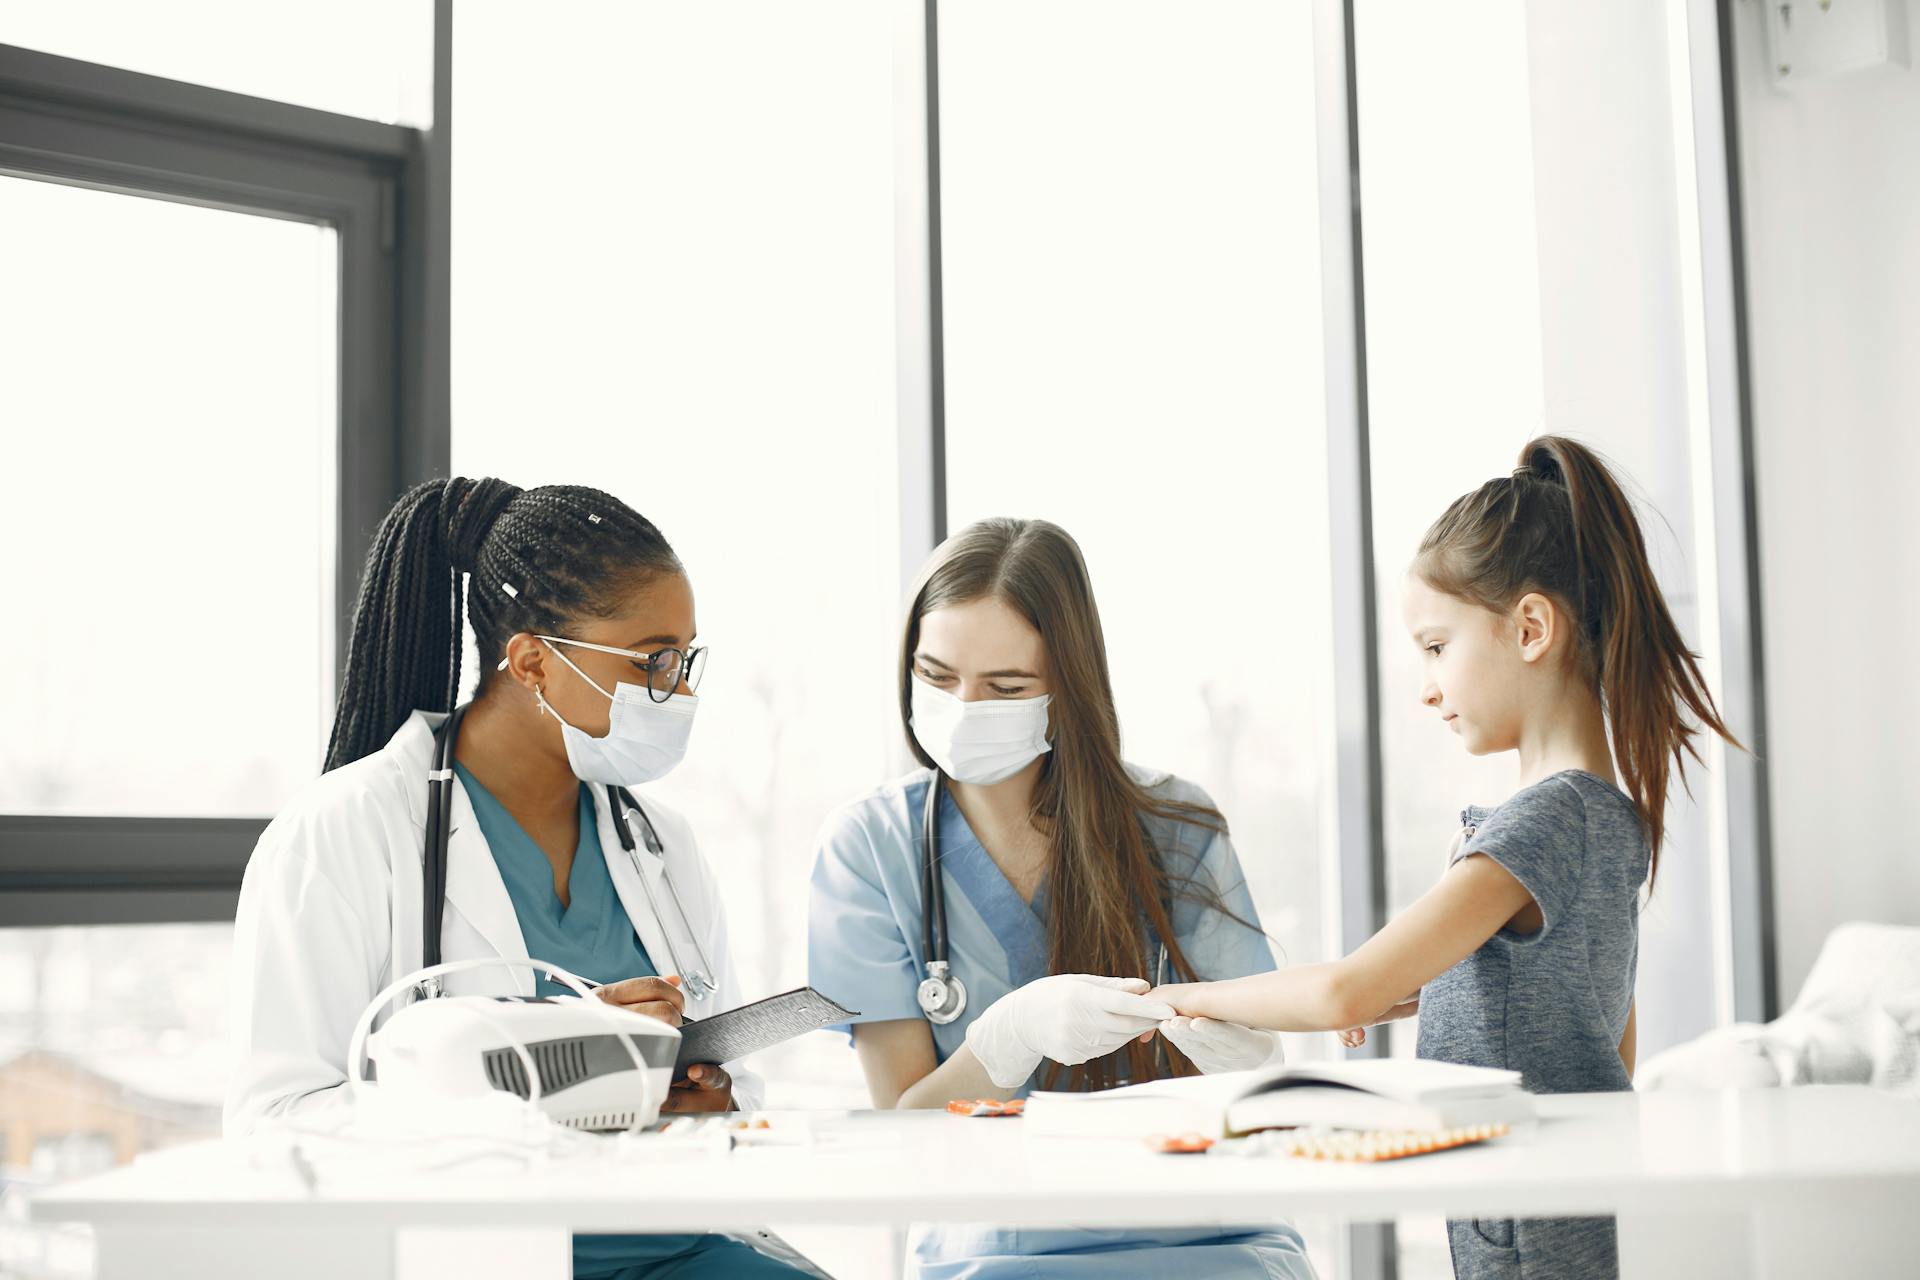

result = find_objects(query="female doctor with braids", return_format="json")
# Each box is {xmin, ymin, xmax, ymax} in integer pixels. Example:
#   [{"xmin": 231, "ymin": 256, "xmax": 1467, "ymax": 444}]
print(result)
[{"xmin": 227, "ymin": 477, "xmax": 816, "ymax": 1277}]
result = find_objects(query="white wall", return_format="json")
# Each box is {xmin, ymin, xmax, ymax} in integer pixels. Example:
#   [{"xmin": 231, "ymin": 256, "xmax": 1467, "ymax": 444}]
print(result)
[{"xmin": 1731, "ymin": 1, "xmax": 1920, "ymax": 1002}]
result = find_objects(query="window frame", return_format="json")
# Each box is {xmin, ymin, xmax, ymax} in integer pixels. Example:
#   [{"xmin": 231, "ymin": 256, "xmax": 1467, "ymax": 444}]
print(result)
[{"xmin": 0, "ymin": 12, "xmax": 452, "ymax": 926}]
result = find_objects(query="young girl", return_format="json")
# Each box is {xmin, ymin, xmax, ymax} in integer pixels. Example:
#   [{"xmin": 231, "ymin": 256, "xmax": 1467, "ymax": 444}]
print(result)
[{"xmin": 1151, "ymin": 436, "xmax": 1739, "ymax": 1280}]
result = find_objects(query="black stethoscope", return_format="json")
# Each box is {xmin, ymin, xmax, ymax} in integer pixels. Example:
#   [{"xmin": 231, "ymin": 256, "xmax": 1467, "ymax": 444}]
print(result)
[
  {"xmin": 415, "ymin": 703, "xmax": 718, "ymax": 1002},
  {"xmin": 914, "ymin": 771, "xmax": 1171, "ymax": 1032},
  {"xmin": 916, "ymin": 770, "xmax": 967, "ymax": 1024}
]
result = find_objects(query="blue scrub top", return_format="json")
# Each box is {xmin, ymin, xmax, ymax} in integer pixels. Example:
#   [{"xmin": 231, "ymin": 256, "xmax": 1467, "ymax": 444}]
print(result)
[
  {"xmin": 808, "ymin": 766, "xmax": 1280, "ymax": 1092},
  {"xmin": 457, "ymin": 766, "xmax": 802, "ymax": 1280},
  {"xmin": 807, "ymin": 765, "xmax": 1316, "ymax": 1280}
]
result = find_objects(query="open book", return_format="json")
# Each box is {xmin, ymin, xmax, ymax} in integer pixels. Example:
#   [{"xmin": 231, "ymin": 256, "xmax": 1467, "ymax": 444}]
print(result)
[{"xmin": 1023, "ymin": 1058, "xmax": 1534, "ymax": 1138}]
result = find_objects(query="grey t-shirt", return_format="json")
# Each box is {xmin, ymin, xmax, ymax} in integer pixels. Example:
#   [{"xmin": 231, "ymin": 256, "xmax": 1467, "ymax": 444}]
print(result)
[{"xmin": 1417, "ymin": 770, "xmax": 1648, "ymax": 1095}]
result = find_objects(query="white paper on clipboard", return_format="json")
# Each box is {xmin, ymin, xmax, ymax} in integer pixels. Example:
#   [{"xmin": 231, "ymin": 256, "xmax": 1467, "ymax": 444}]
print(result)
[{"xmin": 674, "ymin": 987, "xmax": 858, "ymax": 1071}]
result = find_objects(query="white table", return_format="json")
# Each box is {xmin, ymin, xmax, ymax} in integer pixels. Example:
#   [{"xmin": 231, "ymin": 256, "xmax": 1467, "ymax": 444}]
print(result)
[{"xmin": 30, "ymin": 1086, "xmax": 1920, "ymax": 1279}]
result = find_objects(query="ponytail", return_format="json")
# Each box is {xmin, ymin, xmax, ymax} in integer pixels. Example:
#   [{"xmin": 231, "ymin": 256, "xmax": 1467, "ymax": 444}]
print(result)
[
  {"xmin": 323, "ymin": 477, "xmax": 680, "ymax": 773},
  {"xmin": 1415, "ymin": 435, "xmax": 1741, "ymax": 888}
]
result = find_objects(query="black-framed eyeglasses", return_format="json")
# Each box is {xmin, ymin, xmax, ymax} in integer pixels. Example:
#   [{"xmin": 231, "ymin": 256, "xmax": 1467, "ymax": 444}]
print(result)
[{"xmin": 532, "ymin": 634, "xmax": 709, "ymax": 702}]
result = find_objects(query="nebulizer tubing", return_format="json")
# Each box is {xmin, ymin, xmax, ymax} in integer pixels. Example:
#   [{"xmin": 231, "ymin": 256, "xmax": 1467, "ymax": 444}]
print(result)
[{"xmin": 346, "ymin": 956, "xmax": 662, "ymax": 1132}]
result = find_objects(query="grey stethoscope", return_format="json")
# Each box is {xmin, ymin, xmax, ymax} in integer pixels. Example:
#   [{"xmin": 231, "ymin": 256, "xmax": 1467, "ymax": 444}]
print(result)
[
  {"xmin": 416, "ymin": 704, "xmax": 719, "ymax": 1002},
  {"xmin": 914, "ymin": 770, "xmax": 1170, "ymax": 1028}
]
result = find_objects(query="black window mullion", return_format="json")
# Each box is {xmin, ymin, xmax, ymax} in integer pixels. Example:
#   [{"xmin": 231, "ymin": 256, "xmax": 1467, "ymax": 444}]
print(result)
[{"xmin": 0, "ymin": 818, "xmax": 263, "ymax": 926}]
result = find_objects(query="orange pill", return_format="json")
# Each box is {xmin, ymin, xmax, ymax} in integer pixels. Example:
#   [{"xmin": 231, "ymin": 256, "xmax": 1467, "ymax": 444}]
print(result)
[{"xmin": 1146, "ymin": 1132, "xmax": 1216, "ymax": 1154}]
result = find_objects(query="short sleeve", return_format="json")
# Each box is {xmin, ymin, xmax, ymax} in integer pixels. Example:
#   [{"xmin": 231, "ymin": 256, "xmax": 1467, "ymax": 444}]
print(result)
[
  {"xmin": 807, "ymin": 803, "xmax": 925, "ymax": 1035},
  {"xmin": 1168, "ymin": 825, "xmax": 1278, "ymax": 983},
  {"xmin": 1460, "ymin": 776, "xmax": 1588, "ymax": 939}
]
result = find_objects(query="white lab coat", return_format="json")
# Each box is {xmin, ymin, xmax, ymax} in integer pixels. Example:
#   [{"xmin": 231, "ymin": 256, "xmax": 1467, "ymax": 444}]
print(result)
[
  {"xmin": 226, "ymin": 708, "xmax": 765, "ymax": 1134},
  {"xmin": 224, "ymin": 711, "xmax": 830, "ymax": 1276}
]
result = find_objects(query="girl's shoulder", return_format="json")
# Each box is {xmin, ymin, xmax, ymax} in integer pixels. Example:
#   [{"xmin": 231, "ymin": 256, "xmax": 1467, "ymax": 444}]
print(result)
[
  {"xmin": 1545, "ymin": 768, "xmax": 1636, "ymax": 812},
  {"xmin": 1475, "ymin": 769, "xmax": 1634, "ymax": 829},
  {"xmin": 1540, "ymin": 771, "xmax": 1650, "ymax": 875},
  {"xmin": 1463, "ymin": 770, "xmax": 1650, "ymax": 899}
]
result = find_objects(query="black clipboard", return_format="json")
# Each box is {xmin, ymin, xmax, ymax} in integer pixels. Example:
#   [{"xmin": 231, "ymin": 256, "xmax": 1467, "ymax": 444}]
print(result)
[{"xmin": 674, "ymin": 986, "xmax": 858, "ymax": 1072}]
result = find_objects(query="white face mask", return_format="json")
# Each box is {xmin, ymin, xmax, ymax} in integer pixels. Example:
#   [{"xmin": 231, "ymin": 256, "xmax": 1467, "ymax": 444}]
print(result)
[
  {"xmin": 910, "ymin": 675, "xmax": 1052, "ymax": 786},
  {"xmin": 536, "ymin": 642, "xmax": 698, "ymax": 787}
]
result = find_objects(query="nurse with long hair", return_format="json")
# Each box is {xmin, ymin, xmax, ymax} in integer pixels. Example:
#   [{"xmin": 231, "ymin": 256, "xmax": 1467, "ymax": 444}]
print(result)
[{"xmin": 808, "ymin": 518, "xmax": 1316, "ymax": 1278}]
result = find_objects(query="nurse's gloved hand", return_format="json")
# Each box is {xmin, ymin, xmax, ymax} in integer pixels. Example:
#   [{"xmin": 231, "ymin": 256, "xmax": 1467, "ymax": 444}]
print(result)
[
  {"xmin": 964, "ymin": 975, "xmax": 1176, "ymax": 1089},
  {"xmin": 1159, "ymin": 1015, "xmax": 1280, "ymax": 1075}
]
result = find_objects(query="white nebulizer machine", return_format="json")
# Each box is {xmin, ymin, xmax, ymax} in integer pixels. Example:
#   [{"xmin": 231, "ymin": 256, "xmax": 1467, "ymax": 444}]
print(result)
[
  {"xmin": 349, "ymin": 956, "xmax": 680, "ymax": 1133},
  {"xmin": 267, "ymin": 958, "xmax": 831, "ymax": 1279}
]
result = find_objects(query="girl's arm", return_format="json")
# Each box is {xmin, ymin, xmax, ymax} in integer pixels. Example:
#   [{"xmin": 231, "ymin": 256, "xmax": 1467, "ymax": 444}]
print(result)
[
  {"xmin": 1619, "ymin": 997, "xmax": 1637, "ymax": 1077},
  {"xmin": 1153, "ymin": 853, "xmax": 1535, "ymax": 1032},
  {"xmin": 1339, "ymin": 996, "xmax": 1419, "ymax": 1048},
  {"xmin": 852, "ymin": 1018, "xmax": 1017, "ymax": 1109}
]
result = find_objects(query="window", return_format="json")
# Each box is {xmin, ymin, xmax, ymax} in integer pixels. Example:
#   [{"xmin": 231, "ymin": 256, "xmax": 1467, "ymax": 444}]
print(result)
[
  {"xmin": 1356, "ymin": 0, "xmax": 1548, "ymax": 948},
  {"xmin": 0, "ymin": 923, "xmax": 232, "ymax": 1274},
  {"xmin": 451, "ymin": 0, "xmax": 899, "ymax": 1109},
  {"xmin": 0, "ymin": 39, "xmax": 426, "ymax": 1257},
  {"xmin": 0, "ymin": 178, "xmax": 337, "ymax": 820},
  {"xmin": 939, "ymin": 0, "xmax": 1334, "ymax": 994},
  {"xmin": 1, "ymin": 35, "xmax": 426, "ymax": 920}
]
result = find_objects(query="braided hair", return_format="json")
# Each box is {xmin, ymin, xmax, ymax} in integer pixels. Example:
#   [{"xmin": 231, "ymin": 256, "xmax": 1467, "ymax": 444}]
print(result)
[{"xmin": 322, "ymin": 477, "xmax": 682, "ymax": 771}]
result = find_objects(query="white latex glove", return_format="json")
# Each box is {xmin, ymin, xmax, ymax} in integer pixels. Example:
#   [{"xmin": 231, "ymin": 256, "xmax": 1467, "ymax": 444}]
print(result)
[
  {"xmin": 965, "ymin": 975, "xmax": 1177, "ymax": 1088},
  {"xmin": 1160, "ymin": 1015, "xmax": 1281, "ymax": 1075}
]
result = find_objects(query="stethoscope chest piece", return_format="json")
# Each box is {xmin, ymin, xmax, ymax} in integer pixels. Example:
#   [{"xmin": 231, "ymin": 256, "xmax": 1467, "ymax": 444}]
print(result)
[{"xmin": 917, "ymin": 960, "xmax": 967, "ymax": 1025}]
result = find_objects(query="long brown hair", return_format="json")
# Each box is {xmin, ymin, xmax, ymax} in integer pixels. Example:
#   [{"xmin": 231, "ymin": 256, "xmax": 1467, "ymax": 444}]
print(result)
[
  {"xmin": 1415, "ymin": 436, "xmax": 1741, "ymax": 888},
  {"xmin": 900, "ymin": 518, "xmax": 1242, "ymax": 1091}
]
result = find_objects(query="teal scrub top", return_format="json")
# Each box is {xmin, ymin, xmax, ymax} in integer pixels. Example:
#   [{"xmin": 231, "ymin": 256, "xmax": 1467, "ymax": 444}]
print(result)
[
  {"xmin": 455, "ymin": 762, "xmax": 657, "ymax": 997},
  {"xmin": 806, "ymin": 766, "xmax": 1316, "ymax": 1280},
  {"xmin": 456, "ymin": 766, "xmax": 800, "ymax": 1280}
]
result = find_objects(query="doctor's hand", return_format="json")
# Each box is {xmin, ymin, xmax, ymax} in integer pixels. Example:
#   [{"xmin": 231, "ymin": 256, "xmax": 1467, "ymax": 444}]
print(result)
[
  {"xmin": 595, "ymin": 974, "xmax": 685, "ymax": 1027},
  {"xmin": 661, "ymin": 1063, "xmax": 733, "ymax": 1114},
  {"xmin": 964, "ymin": 975, "xmax": 1176, "ymax": 1089},
  {"xmin": 1159, "ymin": 1015, "xmax": 1279, "ymax": 1074}
]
